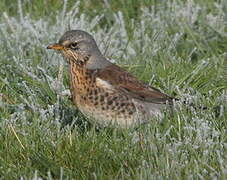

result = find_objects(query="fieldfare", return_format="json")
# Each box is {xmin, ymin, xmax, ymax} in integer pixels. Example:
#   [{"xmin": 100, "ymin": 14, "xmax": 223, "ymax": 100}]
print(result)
[{"xmin": 47, "ymin": 30, "xmax": 175, "ymax": 128}]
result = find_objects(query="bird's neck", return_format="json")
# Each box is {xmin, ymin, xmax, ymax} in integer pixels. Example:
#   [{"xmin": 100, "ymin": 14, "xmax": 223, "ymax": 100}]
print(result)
[
  {"xmin": 68, "ymin": 54, "xmax": 112, "ymax": 95},
  {"xmin": 69, "ymin": 61, "xmax": 96, "ymax": 94},
  {"xmin": 85, "ymin": 54, "xmax": 112, "ymax": 70}
]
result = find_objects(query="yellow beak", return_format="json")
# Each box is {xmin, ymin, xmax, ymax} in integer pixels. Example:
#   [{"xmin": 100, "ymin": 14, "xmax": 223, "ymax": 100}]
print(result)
[{"xmin": 47, "ymin": 43, "xmax": 64, "ymax": 50}]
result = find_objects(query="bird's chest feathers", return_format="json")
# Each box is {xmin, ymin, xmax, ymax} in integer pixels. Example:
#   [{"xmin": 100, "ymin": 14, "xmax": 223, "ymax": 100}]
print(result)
[{"xmin": 69, "ymin": 62, "xmax": 97, "ymax": 95}]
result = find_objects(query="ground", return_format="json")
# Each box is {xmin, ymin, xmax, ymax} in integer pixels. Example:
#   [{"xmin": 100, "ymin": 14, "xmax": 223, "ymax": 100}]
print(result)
[{"xmin": 0, "ymin": 0, "xmax": 226, "ymax": 179}]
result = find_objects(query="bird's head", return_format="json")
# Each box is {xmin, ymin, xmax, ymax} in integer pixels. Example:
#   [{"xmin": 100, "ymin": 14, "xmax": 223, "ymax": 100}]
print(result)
[{"xmin": 47, "ymin": 30, "xmax": 108, "ymax": 68}]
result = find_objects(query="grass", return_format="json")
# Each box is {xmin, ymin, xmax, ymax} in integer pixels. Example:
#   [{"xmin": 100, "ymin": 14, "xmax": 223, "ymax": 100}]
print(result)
[{"xmin": 0, "ymin": 0, "xmax": 226, "ymax": 179}]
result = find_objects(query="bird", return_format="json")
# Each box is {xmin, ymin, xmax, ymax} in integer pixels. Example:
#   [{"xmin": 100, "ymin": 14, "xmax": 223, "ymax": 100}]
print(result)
[{"xmin": 47, "ymin": 30, "xmax": 175, "ymax": 128}]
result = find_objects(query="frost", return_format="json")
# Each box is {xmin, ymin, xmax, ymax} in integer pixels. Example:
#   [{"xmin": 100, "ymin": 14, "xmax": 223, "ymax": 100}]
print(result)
[{"xmin": 0, "ymin": 1, "xmax": 225, "ymax": 178}]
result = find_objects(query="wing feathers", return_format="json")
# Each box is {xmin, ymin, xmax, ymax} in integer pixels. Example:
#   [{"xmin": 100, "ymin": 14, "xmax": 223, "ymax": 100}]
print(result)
[{"xmin": 96, "ymin": 64, "xmax": 174, "ymax": 104}]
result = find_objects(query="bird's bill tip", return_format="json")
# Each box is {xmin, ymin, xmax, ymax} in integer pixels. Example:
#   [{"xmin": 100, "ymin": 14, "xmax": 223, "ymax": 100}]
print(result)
[{"xmin": 47, "ymin": 43, "xmax": 64, "ymax": 50}]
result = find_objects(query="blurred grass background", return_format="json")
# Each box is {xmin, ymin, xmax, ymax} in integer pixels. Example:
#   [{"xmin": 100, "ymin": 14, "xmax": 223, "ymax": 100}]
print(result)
[{"xmin": 0, "ymin": 0, "xmax": 226, "ymax": 179}]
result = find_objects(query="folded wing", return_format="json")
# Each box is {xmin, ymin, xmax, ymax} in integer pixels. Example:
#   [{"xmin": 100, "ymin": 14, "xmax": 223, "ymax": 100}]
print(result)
[{"xmin": 96, "ymin": 64, "xmax": 174, "ymax": 104}]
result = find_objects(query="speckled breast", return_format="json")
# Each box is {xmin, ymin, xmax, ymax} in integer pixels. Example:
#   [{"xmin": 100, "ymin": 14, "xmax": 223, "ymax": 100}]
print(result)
[{"xmin": 69, "ymin": 62, "xmax": 140, "ymax": 127}]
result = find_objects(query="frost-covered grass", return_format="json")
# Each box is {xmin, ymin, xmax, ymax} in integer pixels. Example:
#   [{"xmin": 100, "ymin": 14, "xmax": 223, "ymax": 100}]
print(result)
[{"xmin": 0, "ymin": 0, "xmax": 226, "ymax": 179}]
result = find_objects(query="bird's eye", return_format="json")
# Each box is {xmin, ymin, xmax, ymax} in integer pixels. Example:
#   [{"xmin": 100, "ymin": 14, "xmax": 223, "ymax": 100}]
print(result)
[{"xmin": 70, "ymin": 42, "xmax": 78, "ymax": 50}]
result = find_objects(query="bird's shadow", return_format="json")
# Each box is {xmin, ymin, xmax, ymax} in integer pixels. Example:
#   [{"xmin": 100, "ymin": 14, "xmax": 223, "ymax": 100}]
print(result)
[
  {"xmin": 57, "ymin": 99, "xmax": 139, "ymax": 137},
  {"xmin": 57, "ymin": 98, "xmax": 114, "ymax": 135},
  {"xmin": 58, "ymin": 104, "xmax": 92, "ymax": 133}
]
